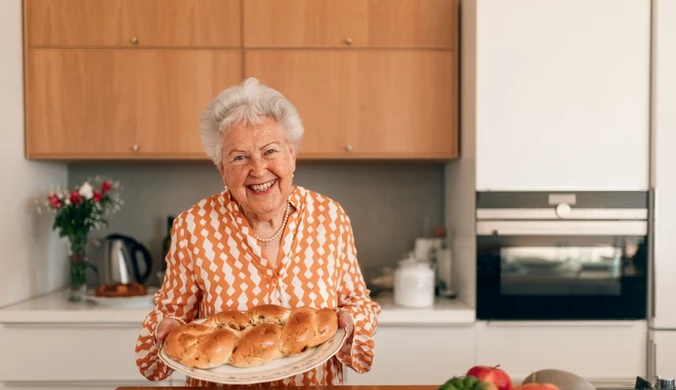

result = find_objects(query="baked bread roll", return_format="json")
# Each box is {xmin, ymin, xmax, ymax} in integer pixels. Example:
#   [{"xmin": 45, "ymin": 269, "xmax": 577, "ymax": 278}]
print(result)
[
  {"xmin": 95, "ymin": 282, "xmax": 147, "ymax": 297},
  {"xmin": 164, "ymin": 304, "xmax": 339, "ymax": 369}
]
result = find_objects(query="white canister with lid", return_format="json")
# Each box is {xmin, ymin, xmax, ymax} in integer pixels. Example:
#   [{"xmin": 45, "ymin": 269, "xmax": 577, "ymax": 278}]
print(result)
[{"xmin": 393, "ymin": 256, "xmax": 435, "ymax": 308}]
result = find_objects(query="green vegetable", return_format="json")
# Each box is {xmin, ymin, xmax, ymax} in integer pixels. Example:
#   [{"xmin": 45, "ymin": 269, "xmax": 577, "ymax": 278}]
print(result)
[{"xmin": 439, "ymin": 376, "xmax": 491, "ymax": 390}]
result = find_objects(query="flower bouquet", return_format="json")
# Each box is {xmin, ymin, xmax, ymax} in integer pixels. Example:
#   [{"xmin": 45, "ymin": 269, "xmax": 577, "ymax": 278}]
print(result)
[{"xmin": 38, "ymin": 177, "xmax": 123, "ymax": 301}]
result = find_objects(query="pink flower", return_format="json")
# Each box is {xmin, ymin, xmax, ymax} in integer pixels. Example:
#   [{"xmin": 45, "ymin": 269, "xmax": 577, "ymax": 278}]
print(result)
[
  {"xmin": 69, "ymin": 191, "xmax": 82, "ymax": 205},
  {"xmin": 101, "ymin": 180, "xmax": 112, "ymax": 193},
  {"xmin": 48, "ymin": 194, "xmax": 61, "ymax": 208}
]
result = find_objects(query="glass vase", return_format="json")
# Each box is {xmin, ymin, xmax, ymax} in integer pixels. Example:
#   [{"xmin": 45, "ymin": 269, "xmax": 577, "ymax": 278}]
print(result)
[{"xmin": 67, "ymin": 232, "xmax": 89, "ymax": 302}]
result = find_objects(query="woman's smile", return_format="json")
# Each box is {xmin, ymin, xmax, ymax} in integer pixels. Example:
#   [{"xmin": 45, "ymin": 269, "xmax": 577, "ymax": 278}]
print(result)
[{"xmin": 247, "ymin": 179, "xmax": 277, "ymax": 194}]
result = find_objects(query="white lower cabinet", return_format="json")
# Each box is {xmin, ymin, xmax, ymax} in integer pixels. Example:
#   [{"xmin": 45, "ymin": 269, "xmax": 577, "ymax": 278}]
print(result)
[
  {"xmin": 649, "ymin": 330, "xmax": 676, "ymax": 379},
  {"xmin": 475, "ymin": 321, "xmax": 647, "ymax": 387},
  {"xmin": 0, "ymin": 320, "xmax": 649, "ymax": 388},
  {"xmin": 0, "ymin": 322, "xmax": 172, "ymax": 389},
  {"xmin": 345, "ymin": 324, "xmax": 476, "ymax": 385}
]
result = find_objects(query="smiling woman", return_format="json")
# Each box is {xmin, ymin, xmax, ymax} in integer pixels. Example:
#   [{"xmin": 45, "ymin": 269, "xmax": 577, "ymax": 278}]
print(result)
[{"xmin": 134, "ymin": 77, "xmax": 382, "ymax": 387}]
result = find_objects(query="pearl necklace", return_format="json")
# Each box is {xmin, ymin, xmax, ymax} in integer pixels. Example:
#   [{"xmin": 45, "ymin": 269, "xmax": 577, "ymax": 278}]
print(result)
[{"xmin": 239, "ymin": 202, "xmax": 291, "ymax": 242}]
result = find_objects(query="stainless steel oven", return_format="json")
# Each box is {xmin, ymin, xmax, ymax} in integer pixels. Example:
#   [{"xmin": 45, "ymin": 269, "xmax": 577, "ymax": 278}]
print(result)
[{"xmin": 476, "ymin": 191, "xmax": 648, "ymax": 321}]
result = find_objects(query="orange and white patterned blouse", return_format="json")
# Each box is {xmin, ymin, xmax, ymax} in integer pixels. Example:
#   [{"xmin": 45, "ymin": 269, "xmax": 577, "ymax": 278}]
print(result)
[{"xmin": 134, "ymin": 185, "xmax": 382, "ymax": 386}]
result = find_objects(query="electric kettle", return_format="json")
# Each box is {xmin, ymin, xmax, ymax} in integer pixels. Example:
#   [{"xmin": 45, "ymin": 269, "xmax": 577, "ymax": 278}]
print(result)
[{"xmin": 99, "ymin": 233, "xmax": 153, "ymax": 285}]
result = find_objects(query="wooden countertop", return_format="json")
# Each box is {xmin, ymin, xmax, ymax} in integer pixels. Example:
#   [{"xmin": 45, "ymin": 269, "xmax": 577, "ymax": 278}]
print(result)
[{"xmin": 117, "ymin": 387, "xmax": 437, "ymax": 390}]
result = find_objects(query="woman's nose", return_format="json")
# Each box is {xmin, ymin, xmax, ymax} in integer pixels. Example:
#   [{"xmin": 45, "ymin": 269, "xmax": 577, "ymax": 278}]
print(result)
[{"xmin": 250, "ymin": 158, "xmax": 267, "ymax": 176}]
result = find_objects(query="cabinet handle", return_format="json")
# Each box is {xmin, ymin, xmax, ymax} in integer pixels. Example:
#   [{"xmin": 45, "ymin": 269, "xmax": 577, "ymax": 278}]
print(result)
[
  {"xmin": 132, "ymin": 144, "xmax": 139, "ymax": 151},
  {"xmin": 130, "ymin": 36, "xmax": 138, "ymax": 44},
  {"xmin": 345, "ymin": 37, "xmax": 353, "ymax": 45},
  {"xmin": 345, "ymin": 145, "xmax": 353, "ymax": 152}
]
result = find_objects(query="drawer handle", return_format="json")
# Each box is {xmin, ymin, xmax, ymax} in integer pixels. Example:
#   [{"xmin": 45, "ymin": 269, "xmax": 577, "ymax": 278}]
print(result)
[{"xmin": 131, "ymin": 36, "xmax": 138, "ymax": 44}]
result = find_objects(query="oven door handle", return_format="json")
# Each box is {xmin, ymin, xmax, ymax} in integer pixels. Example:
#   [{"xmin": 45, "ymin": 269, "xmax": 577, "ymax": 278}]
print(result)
[
  {"xmin": 485, "ymin": 320, "xmax": 640, "ymax": 327},
  {"xmin": 476, "ymin": 220, "xmax": 647, "ymax": 236}
]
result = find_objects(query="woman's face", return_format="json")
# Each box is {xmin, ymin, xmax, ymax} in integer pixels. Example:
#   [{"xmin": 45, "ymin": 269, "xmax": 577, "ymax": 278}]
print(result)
[{"xmin": 218, "ymin": 116, "xmax": 297, "ymax": 218}]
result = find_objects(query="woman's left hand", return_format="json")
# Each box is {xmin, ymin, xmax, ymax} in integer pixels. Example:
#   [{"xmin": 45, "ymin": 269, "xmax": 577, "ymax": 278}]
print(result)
[{"xmin": 337, "ymin": 310, "xmax": 354, "ymax": 342}]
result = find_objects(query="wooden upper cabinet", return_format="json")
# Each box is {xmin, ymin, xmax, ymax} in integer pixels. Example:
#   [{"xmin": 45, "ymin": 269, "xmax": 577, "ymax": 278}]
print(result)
[
  {"xmin": 243, "ymin": 0, "xmax": 367, "ymax": 48},
  {"xmin": 245, "ymin": 50, "xmax": 457, "ymax": 159},
  {"xmin": 242, "ymin": 0, "xmax": 456, "ymax": 48},
  {"xmin": 132, "ymin": 50, "xmax": 243, "ymax": 156},
  {"xmin": 25, "ymin": 50, "xmax": 136, "ymax": 156},
  {"xmin": 25, "ymin": 0, "xmax": 242, "ymax": 47},
  {"xmin": 367, "ymin": 0, "xmax": 457, "ymax": 48},
  {"xmin": 25, "ymin": 49, "xmax": 242, "ymax": 159},
  {"xmin": 244, "ymin": 50, "xmax": 355, "ymax": 156}
]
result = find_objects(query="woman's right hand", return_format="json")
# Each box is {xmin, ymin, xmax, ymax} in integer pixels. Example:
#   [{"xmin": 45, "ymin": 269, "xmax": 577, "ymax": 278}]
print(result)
[{"xmin": 154, "ymin": 317, "xmax": 181, "ymax": 348}]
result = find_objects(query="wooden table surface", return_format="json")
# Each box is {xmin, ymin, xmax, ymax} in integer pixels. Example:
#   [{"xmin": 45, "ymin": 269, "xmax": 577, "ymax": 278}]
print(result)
[{"xmin": 117, "ymin": 387, "xmax": 437, "ymax": 389}]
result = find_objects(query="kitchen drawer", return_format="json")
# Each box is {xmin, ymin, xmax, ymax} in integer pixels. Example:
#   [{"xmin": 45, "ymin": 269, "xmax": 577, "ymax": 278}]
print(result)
[
  {"xmin": 345, "ymin": 324, "xmax": 476, "ymax": 385},
  {"xmin": 475, "ymin": 320, "xmax": 647, "ymax": 382},
  {"xmin": 0, "ymin": 323, "xmax": 148, "ymax": 382}
]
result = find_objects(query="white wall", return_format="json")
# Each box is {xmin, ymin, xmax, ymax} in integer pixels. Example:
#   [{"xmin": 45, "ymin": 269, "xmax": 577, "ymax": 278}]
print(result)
[{"xmin": 0, "ymin": 0, "xmax": 69, "ymax": 307}]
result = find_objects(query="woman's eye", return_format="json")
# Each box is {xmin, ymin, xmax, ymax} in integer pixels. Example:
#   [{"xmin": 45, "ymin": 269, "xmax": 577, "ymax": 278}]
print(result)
[
  {"xmin": 233, "ymin": 155, "xmax": 245, "ymax": 161},
  {"xmin": 265, "ymin": 149, "xmax": 277, "ymax": 155}
]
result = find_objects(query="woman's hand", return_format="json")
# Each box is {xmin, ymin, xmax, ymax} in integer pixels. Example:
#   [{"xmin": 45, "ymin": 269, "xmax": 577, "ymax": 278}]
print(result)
[
  {"xmin": 337, "ymin": 310, "xmax": 354, "ymax": 343},
  {"xmin": 154, "ymin": 317, "xmax": 181, "ymax": 348}
]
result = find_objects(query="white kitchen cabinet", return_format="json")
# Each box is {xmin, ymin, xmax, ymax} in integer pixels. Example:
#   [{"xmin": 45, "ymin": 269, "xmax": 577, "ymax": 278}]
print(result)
[
  {"xmin": 466, "ymin": 0, "xmax": 651, "ymax": 191},
  {"xmin": 475, "ymin": 320, "xmax": 647, "ymax": 386},
  {"xmin": 0, "ymin": 322, "xmax": 172, "ymax": 389},
  {"xmin": 650, "ymin": 331, "xmax": 676, "ymax": 379},
  {"xmin": 345, "ymin": 324, "xmax": 476, "ymax": 385},
  {"xmin": 650, "ymin": 0, "xmax": 676, "ymax": 331},
  {"xmin": 0, "ymin": 323, "xmax": 148, "ymax": 382}
]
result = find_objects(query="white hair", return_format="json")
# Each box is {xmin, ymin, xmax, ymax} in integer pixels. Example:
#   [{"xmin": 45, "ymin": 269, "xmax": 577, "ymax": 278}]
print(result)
[{"xmin": 199, "ymin": 77, "xmax": 305, "ymax": 166}]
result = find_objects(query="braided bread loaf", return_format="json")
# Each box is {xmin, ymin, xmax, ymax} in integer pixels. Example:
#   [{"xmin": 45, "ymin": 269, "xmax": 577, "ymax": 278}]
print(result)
[{"xmin": 164, "ymin": 304, "xmax": 339, "ymax": 369}]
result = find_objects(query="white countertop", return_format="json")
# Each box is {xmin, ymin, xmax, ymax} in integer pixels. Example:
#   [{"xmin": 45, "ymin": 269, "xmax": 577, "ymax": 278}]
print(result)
[{"xmin": 0, "ymin": 289, "xmax": 475, "ymax": 326}]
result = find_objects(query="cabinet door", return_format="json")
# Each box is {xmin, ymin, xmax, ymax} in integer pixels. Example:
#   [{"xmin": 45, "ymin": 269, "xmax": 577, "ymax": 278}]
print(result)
[
  {"xmin": 244, "ymin": 50, "xmax": 353, "ymax": 157},
  {"xmin": 0, "ymin": 323, "xmax": 156, "ymax": 382},
  {"xmin": 132, "ymin": 50, "xmax": 242, "ymax": 157},
  {"xmin": 472, "ymin": 0, "xmax": 651, "ymax": 191},
  {"xmin": 25, "ymin": 49, "xmax": 137, "ymax": 156},
  {"xmin": 475, "ymin": 321, "xmax": 647, "ymax": 383},
  {"xmin": 366, "ymin": 0, "xmax": 457, "ymax": 48},
  {"xmin": 25, "ymin": 49, "xmax": 242, "ymax": 159},
  {"xmin": 345, "ymin": 325, "xmax": 475, "ymax": 385},
  {"xmin": 25, "ymin": 0, "xmax": 241, "ymax": 47},
  {"xmin": 244, "ymin": 50, "xmax": 457, "ymax": 159},
  {"xmin": 651, "ymin": 0, "xmax": 676, "ymax": 329},
  {"xmin": 242, "ymin": 0, "xmax": 456, "ymax": 49},
  {"xmin": 351, "ymin": 50, "xmax": 456, "ymax": 158},
  {"xmin": 652, "ymin": 331, "xmax": 676, "ymax": 379},
  {"xmin": 243, "ymin": 0, "xmax": 367, "ymax": 48}
]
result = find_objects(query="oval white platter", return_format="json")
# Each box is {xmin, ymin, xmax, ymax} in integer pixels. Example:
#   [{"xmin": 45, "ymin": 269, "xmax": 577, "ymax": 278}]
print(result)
[{"xmin": 158, "ymin": 321, "xmax": 347, "ymax": 385}]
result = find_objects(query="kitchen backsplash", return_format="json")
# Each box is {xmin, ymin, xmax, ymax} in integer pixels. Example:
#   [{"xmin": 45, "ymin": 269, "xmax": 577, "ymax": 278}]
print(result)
[{"xmin": 68, "ymin": 161, "xmax": 444, "ymax": 286}]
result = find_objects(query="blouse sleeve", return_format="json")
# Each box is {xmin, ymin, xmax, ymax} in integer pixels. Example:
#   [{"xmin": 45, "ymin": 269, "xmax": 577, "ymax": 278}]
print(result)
[
  {"xmin": 134, "ymin": 213, "xmax": 202, "ymax": 382},
  {"xmin": 334, "ymin": 209, "xmax": 382, "ymax": 374}
]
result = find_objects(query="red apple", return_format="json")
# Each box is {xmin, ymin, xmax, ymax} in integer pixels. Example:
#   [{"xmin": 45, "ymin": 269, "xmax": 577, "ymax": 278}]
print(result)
[
  {"xmin": 514, "ymin": 384, "xmax": 560, "ymax": 390},
  {"xmin": 481, "ymin": 381, "xmax": 499, "ymax": 390},
  {"xmin": 467, "ymin": 365, "xmax": 513, "ymax": 390}
]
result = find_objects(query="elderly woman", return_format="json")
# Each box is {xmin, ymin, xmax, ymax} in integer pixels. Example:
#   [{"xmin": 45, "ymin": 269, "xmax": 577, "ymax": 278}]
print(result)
[{"xmin": 134, "ymin": 77, "xmax": 381, "ymax": 387}]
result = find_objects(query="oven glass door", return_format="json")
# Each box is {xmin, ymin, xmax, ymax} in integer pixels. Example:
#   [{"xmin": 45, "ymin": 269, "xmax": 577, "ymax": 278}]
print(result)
[{"xmin": 476, "ymin": 223, "xmax": 647, "ymax": 321}]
